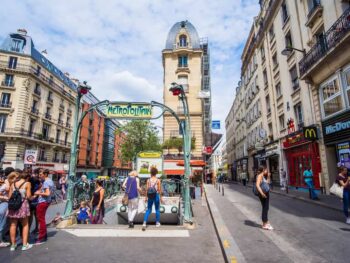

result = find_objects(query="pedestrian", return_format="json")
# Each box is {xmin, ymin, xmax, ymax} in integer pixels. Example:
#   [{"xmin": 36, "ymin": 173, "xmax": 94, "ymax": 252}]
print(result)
[
  {"xmin": 7, "ymin": 171, "xmax": 33, "ymax": 251},
  {"xmin": 303, "ymin": 167, "xmax": 319, "ymax": 200},
  {"xmin": 336, "ymin": 166, "xmax": 350, "ymax": 224},
  {"xmin": 29, "ymin": 168, "xmax": 41, "ymax": 235},
  {"xmin": 77, "ymin": 201, "xmax": 90, "ymax": 224},
  {"xmin": 59, "ymin": 174, "xmax": 67, "ymax": 200},
  {"xmin": 256, "ymin": 165, "xmax": 273, "ymax": 230},
  {"xmin": 280, "ymin": 168, "xmax": 287, "ymax": 191},
  {"xmin": 34, "ymin": 169, "xmax": 54, "ymax": 244},
  {"xmin": 241, "ymin": 172, "xmax": 247, "ymax": 186},
  {"xmin": 122, "ymin": 170, "xmax": 142, "ymax": 228},
  {"xmin": 90, "ymin": 180, "xmax": 105, "ymax": 224},
  {"xmin": 142, "ymin": 167, "xmax": 162, "ymax": 231}
]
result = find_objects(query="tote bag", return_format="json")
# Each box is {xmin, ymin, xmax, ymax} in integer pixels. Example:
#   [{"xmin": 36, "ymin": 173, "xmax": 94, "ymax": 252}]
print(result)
[{"xmin": 329, "ymin": 183, "xmax": 343, "ymax": 199}]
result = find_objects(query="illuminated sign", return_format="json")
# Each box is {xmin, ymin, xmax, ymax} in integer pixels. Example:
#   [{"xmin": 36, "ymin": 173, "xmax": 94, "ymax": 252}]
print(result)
[
  {"xmin": 303, "ymin": 126, "xmax": 318, "ymax": 140},
  {"xmin": 106, "ymin": 103, "xmax": 152, "ymax": 119},
  {"xmin": 325, "ymin": 120, "xmax": 350, "ymax": 135}
]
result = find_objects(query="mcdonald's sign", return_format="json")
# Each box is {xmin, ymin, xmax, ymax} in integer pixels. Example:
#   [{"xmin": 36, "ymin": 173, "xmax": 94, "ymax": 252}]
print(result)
[{"xmin": 303, "ymin": 126, "xmax": 318, "ymax": 141}]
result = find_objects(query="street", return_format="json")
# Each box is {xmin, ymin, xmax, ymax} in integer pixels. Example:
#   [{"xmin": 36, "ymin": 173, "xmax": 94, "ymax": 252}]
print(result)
[{"xmin": 206, "ymin": 183, "xmax": 350, "ymax": 263}]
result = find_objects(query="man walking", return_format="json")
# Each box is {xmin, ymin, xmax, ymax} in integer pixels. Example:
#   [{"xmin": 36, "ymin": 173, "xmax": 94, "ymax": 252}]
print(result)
[{"xmin": 303, "ymin": 167, "xmax": 319, "ymax": 200}]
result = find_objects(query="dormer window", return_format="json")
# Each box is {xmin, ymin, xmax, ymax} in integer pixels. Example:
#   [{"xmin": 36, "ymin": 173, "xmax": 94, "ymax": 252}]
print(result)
[
  {"xmin": 11, "ymin": 39, "xmax": 23, "ymax": 52},
  {"xmin": 179, "ymin": 35, "xmax": 187, "ymax": 47}
]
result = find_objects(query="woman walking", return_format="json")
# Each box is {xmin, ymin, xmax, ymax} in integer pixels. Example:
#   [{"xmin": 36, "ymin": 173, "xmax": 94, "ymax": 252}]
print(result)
[
  {"xmin": 7, "ymin": 172, "xmax": 33, "ymax": 251},
  {"xmin": 90, "ymin": 180, "xmax": 105, "ymax": 224},
  {"xmin": 142, "ymin": 167, "xmax": 162, "ymax": 231},
  {"xmin": 336, "ymin": 166, "xmax": 350, "ymax": 224},
  {"xmin": 59, "ymin": 174, "xmax": 67, "ymax": 200},
  {"xmin": 256, "ymin": 165, "xmax": 273, "ymax": 230},
  {"xmin": 122, "ymin": 171, "xmax": 141, "ymax": 228}
]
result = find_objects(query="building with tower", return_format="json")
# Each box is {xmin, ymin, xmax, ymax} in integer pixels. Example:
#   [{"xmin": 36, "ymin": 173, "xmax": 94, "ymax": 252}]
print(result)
[{"xmin": 162, "ymin": 21, "xmax": 212, "ymax": 177}]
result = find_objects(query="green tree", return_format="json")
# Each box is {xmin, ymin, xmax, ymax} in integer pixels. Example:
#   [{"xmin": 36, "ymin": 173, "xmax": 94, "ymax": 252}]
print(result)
[
  {"xmin": 162, "ymin": 137, "xmax": 196, "ymax": 154},
  {"xmin": 117, "ymin": 120, "xmax": 162, "ymax": 162}
]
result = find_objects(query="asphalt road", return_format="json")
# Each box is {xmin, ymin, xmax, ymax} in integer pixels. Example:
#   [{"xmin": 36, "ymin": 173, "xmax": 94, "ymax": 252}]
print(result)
[{"xmin": 206, "ymin": 183, "xmax": 350, "ymax": 263}]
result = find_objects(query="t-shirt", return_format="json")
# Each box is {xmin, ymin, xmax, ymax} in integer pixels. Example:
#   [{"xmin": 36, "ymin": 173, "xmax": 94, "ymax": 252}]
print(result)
[
  {"xmin": 303, "ymin": 170, "xmax": 313, "ymax": 181},
  {"xmin": 38, "ymin": 178, "xmax": 54, "ymax": 203},
  {"xmin": 336, "ymin": 174, "xmax": 350, "ymax": 190}
]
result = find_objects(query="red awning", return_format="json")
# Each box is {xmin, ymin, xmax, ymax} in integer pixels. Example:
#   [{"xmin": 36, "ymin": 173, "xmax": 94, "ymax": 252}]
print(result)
[
  {"xmin": 52, "ymin": 170, "xmax": 67, "ymax": 174},
  {"xmin": 164, "ymin": 169, "xmax": 184, "ymax": 175},
  {"xmin": 176, "ymin": 160, "xmax": 206, "ymax": 167}
]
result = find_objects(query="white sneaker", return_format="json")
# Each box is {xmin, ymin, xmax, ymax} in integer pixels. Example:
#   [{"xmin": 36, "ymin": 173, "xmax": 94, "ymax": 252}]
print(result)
[
  {"xmin": 21, "ymin": 244, "xmax": 33, "ymax": 251},
  {"xmin": 0, "ymin": 242, "xmax": 10, "ymax": 248},
  {"xmin": 346, "ymin": 218, "xmax": 350, "ymax": 224},
  {"xmin": 156, "ymin": 222, "xmax": 161, "ymax": 227},
  {"xmin": 262, "ymin": 224, "xmax": 274, "ymax": 230},
  {"xmin": 142, "ymin": 222, "xmax": 146, "ymax": 231}
]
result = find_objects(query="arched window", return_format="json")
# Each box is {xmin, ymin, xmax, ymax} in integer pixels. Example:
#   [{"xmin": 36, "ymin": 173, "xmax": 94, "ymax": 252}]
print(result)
[{"xmin": 179, "ymin": 35, "xmax": 187, "ymax": 47}]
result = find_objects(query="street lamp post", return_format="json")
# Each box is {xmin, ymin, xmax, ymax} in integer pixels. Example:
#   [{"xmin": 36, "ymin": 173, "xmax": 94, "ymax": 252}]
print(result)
[
  {"xmin": 64, "ymin": 82, "xmax": 91, "ymax": 218},
  {"xmin": 169, "ymin": 82, "xmax": 192, "ymax": 222}
]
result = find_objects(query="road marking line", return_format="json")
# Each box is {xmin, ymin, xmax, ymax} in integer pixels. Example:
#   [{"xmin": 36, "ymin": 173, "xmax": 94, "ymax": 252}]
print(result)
[
  {"xmin": 230, "ymin": 256, "xmax": 237, "ymax": 263},
  {"xmin": 63, "ymin": 229, "xmax": 190, "ymax": 238},
  {"xmin": 223, "ymin": 239, "xmax": 230, "ymax": 248}
]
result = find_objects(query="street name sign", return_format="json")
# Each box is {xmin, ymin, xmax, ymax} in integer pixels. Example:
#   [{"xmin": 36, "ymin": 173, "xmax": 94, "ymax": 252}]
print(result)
[
  {"xmin": 212, "ymin": 120, "xmax": 221, "ymax": 129},
  {"xmin": 106, "ymin": 102, "xmax": 152, "ymax": 119}
]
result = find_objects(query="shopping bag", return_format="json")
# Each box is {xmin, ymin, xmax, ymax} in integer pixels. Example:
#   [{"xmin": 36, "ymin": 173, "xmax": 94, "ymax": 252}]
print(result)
[
  {"xmin": 138, "ymin": 198, "xmax": 146, "ymax": 213},
  {"xmin": 329, "ymin": 183, "xmax": 343, "ymax": 199}
]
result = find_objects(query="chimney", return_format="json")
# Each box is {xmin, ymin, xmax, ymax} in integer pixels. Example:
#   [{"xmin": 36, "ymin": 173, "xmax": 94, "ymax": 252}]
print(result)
[{"xmin": 17, "ymin": 29, "xmax": 27, "ymax": 35}]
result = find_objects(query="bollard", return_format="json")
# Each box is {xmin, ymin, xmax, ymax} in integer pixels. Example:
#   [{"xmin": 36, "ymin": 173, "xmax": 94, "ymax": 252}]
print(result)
[{"xmin": 222, "ymin": 185, "xmax": 224, "ymax": 196}]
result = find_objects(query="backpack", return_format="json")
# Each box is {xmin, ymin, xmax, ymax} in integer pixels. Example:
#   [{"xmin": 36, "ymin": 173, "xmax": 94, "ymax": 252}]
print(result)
[
  {"xmin": 147, "ymin": 179, "xmax": 158, "ymax": 199},
  {"xmin": 8, "ymin": 181, "xmax": 26, "ymax": 211}
]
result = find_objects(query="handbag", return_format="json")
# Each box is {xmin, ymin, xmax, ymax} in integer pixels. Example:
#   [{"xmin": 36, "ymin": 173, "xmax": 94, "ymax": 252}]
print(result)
[
  {"xmin": 330, "ymin": 182, "xmax": 343, "ymax": 199},
  {"xmin": 137, "ymin": 198, "xmax": 146, "ymax": 214},
  {"xmin": 122, "ymin": 178, "xmax": 132, "ymax": 206}
]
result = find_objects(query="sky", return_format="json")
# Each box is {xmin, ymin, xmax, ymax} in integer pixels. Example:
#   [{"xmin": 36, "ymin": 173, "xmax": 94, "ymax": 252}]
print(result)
[{"xmin": 0, "ymin": 0, "xmax": 260, "ymax": 135}]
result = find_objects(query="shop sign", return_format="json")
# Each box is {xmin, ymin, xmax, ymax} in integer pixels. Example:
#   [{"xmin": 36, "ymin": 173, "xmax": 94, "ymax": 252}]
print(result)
[
  {"xmin": 24, "ymin": 150, "xmax": 38, "ymax": 165},
  {"xmin": 303, "ymin": 126, "xmax": 318, "ymax": 141},
  {"xmin": 325, "ymin": 120, "xmax": 350, "ymax": 135},
  {"xmin": 283, "ymin": 131, "xmax": 306, "ymax": 148},
  {"xmin": 106, "ymin": 102, "xmax": 152, "ymax": 119},
  {"xmin": 138, "ymin": 151, "xmax": 162, "ymax": 158}
]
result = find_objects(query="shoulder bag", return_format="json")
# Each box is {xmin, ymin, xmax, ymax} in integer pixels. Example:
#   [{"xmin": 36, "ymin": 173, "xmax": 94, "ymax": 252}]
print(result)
[
  {"xmin": 330, "ymin": 182, "xmax": 343, "ymax": 199},
  {"xmin": 122, "ymin": 178, "xmax": 132, "ymax": 206}
]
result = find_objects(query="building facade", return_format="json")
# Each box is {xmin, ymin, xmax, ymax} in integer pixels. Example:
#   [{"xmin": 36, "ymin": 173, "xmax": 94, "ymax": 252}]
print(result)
[
  {"xmin": 226, "ymin": 0, "xmax": 350, "ymax": 192},
  {"xmin": 0, "ymin": 29, "xmax": 76, "ymax": 171}
]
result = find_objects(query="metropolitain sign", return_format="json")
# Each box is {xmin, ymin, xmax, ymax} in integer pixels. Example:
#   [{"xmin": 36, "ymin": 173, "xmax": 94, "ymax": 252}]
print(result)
[{"xmin": 106, "ymin": 102, "xmax": 152, "ymax": 119}]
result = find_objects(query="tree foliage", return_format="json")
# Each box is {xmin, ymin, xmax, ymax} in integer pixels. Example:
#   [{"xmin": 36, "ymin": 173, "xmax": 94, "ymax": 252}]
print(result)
[
  {"xmin": 117, "ymin": 120, "xmax": 162, "ymax": 162},
  {"xmin": 162, "ymin": 137, "xmax": 196, "ymax": 154}
]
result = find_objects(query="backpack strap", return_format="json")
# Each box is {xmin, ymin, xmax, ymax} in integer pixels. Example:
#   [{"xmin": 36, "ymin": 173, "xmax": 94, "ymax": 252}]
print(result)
[{"xmin": 14, "ymin": 181, "xmax": 26, "ymax": 190}]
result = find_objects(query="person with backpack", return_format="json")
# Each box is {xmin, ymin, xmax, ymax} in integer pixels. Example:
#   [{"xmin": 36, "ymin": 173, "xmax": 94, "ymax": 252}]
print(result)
[
  {"xmin": 122, "ymin": 170, "xmax": 142, "ymax": 228},
  {"xmin": 255, "ymin": 165, "xmax": 273, "ymax": 231},
  {"xmin": 7, "ymin": 171, "xmax": 33, "ymax": 251},
  {"xmin": 34, "ymin": 169, "xmax": 54, "ymax": 244},
  {"xmin": 142, "ymin": 167, "xmax": 162, "ymax": 231}
]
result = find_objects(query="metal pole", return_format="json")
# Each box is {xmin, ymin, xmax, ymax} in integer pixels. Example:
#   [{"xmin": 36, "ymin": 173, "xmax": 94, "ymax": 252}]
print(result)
[{"xmin": 64, "ymin": 92, "xmax": 82, "ymax": 218}]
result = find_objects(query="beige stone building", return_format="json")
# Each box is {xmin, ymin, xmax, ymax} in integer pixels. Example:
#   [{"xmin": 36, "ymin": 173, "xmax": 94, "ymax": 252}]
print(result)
[
  {"xmin": 226, "ymin": 1, "xmax": 350, "ymax": 191},
  {"xmin": 0, "ymin": 29, "xmax": 75, "ymax": 170},
  {"xmin": 162, "ymin": 21, "xmax": 212, "ymax": 160}
]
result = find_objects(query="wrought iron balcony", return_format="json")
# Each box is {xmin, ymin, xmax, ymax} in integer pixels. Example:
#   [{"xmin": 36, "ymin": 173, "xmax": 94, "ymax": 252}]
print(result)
[
  {"xmin": 38, "ymin": 157, "xmax": 47, "ymax": 162},
  {"xmin": 0, "ymin": 102, "xmax": 12, "ymax": 108},
  {"xmin": 45, "ymin": 113, "xmax": 52, "ymax": 120},
  {"xmin": 47, "ymin": 97, "xmax": 53, "ymax": 103},
  {"xmin": 299, "ymin": 7, "xmax": 350, "ymax": 77},
  {"xmin": 52, "ymin": 158, "xmax": 60, "ymax": 163},
  {"xmin": 58, "ymin": 119, "xmax": 64, "ymax": 125},
  {"xmin": 61, "ymin": 159, "xmax": 68, "ymax": 163},
  {"xmin": 59, "ymin": 104, "xmax": 65, "ymax": 111},
  {"xmin": 34, "ymin": 88, "xmax": 41, "ymax": 96},
  {"xmin": 31, "ymin": 108, "xmax": 39, "ymax": 115},
  {"xmin": 1, "ymin": 81, "xmax": 14, "ymax": 87}
]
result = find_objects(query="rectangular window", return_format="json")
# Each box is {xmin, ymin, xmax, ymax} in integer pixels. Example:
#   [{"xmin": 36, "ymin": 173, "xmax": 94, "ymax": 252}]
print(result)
[
  {"xmin": 321, "ymin": 76, "xmax": 344, "ymax": 117},
  {"xmin": 281, "ymin": 1, "xmax": 289, "ymax": 23},
  {"xmin": 260, "ymin": 46, "xmax": 265, "ymax": 61},
  {"xmin": 272, "ymin": 53, "xmax": 278, "ymax": 68},
  {"xmin": 0, "ymin": 114, "xmax": 7, "ymax": 132},
  {"xmin": 36, "ymin": 66, "xmax": 41, "ymax": 76},
  {"xmin": 48, "ymin": 91, "xmax": 53, "ymax": 101},
  {"xmin": 8, "ymin": 57, "xmax": 17, "ymax": 69},
  {"xmin": 268, "ymin": 123, "xmax": 273, "ymax": 137},
  {"xmin": 42, "ymin": 123, "xmax": 50, "ymax": 139},
  {"xmin": 4, "ymin": 74, "xmax": 14, "ymax": 86},
  {"xmin": 64, "ymin": 132, "xmax": 68, "ymax": 145},
  {"xmin": 54, "ymin": 151, "xmax": 59, "ymax": 162},
  {"xmin": 11, "ymin": 39, "xmax": 22, "ymax": 52},
  {"xmin": 56, "ymin": 129, "xmax": 61, "ymax": 143},
  {"xmin": 178, "ymin": 75, "xmax": 189, "ymax": 92},
  {"xmin": 343, "ymin": 68, "xmax": 350, "ymax": 107},
  {"xmin": 34, "ymin": 83, "xmax": 41, "ymax": 95},
  {"xmin": 263, "ymin": 70, "xmax": 268, "ymax": 86},
  {"xmin": 28, "ymin": 119, "xmax": 35, "ymax": 136},
  {"xmin": 285, "ymin": 31, "xmax": 293, "ymax": 49},
  {"xmin": 1, "ymin": 93, "xmax": 11, "ymax": 107},
  {"xmin": 275, "ymin": 82, "xmax": 282, "ymax": 97},
  {"xmin": 49, "ymin": 75, "xmax": 54, "ymax": 85},
  {"xmin": 178, "ymin": 56, "xmax": 188, "ymax": 67},
  {"xmin": 308, "ymin": 0, "xmax": 321, "ymax": 14},
  {"xmin": 279, "ymin": 114, "xmax": 285, "ymax": 130},
  {"xmin": 290, "ymin": 66, "xmax": 299, "ymax": 90},
  {"xmin": 39, "ymin": 148, "xmax": 46, "ymax": 161},
  {"xmin": 266, "ymin": 95, "xmax": 271, "ymax": 113},
  {"xmin": 294, "ymin": 103, "xmax": 304, "ymax": 128},
  {"xmin": 269, "ymin": 25, "xmax": 275, "ymax": 41}
]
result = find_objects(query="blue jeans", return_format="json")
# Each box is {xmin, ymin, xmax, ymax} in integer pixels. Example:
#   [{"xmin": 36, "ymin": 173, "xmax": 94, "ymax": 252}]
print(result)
[
  {"xmin": 0, "ymin": 202, "xmax": 8, "ymax": 242},
  {"xmin": 143, "ymin": 194, "xmax": 160, "ymax": 223},
  {"xmin": 305, "ymin": 180, "xmax": 318, "ymax": 200},
  {"xmin": 343, "ymin": 189, "xmax": 350, "ymax": 218}
]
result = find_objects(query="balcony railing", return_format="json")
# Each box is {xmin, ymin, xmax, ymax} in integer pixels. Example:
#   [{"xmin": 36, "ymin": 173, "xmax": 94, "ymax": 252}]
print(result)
[
  {"xmin": 45, "ymin": 113, "xmax": 52, "ymax": 120},
  {"xmin": 38, "ymin": 157, "xmax": 47, "ymax": 162},
  {"xmin": 47, "ymin": 97, "xmax": 53, "ymax": 103},
  {"xmin": 59, "ymin": 104, "xmax": 65, "ymax": 111},
  {"xmin": 1, "ymin": 81, "xmax": 14, "ymax": 87},
  {"xmin": 31, "ymin": 108, "xmax": 39, "ymax": 115},
  {"xmin": 58, "ymin": 119, "xmax": 64, "ymax": 125},
  {"xmin": 0, "ymin": 62, "xmax": 75, "ymax": 101},
  {"xmin": 67, "ymin": 108, "xmax": 72, "ymax": 115},
  {"xmin": 34, "ymin": 88, "xmax": 41, "ymax": 96},
  {"xmin": 0, "ymin": 102, "xmax": 12, "ymax": 108},
  {"xmin": 52, "ymin": 158, "xmax": 60, "ymax": 163},
  {"xmin": 307, "ymin": 1, "xmax": 321, "ymax": 19},
  {"xmin": 61, "ymin": 159, "xmax": 68, "ymax": 163},
  {"xmin": 299, "ymin": 7, "xmax": 350, "ymax": 77},
  {"xmin": 66, "ymin": 123, "xmax": 71, "ymax": 128}
]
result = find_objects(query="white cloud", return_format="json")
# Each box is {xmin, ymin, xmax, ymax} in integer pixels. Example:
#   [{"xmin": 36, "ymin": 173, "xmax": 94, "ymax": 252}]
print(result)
[{"xmin": 0, "ymin": 0, "xmax": 260, "ymax": 134}]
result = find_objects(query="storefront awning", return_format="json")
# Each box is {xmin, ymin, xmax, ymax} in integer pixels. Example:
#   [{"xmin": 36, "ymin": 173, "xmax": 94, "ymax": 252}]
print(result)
[
  {"xmin": 176, "ymin": 160, "xmax": 206, "ymax": 167},
  {"xmin": 164, "ymin": 169, "xmax": 184, "ymax": 175}
]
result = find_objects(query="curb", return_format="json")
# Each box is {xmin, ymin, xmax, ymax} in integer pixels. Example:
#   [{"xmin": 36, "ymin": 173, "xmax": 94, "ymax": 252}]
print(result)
[
  {"xmin": 204, "ymin": 185, "xmax": 246, "ymax": 263},
  {"xmin": 228, "ymin": 182, "xmax": 344, "ymax": 213}
]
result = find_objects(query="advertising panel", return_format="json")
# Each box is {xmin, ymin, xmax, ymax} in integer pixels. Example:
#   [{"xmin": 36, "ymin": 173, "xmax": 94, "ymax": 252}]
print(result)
[
  {"xmin": 136, "ymin": 151, "xmax": 163, "ymax": 178},
  {"xmin": 24, "ymin": 149, "xmax": 38, "ymax": 165}
]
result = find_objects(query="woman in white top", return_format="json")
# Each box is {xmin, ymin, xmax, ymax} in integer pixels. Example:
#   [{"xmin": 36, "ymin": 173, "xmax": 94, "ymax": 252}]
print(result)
[{"xmin": 7, "ymin": 172, "xmax": 33, "ymax": 251}]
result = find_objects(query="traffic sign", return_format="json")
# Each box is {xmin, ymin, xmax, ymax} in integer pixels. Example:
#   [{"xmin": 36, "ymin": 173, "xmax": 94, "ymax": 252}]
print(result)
[{"xmin": 212, "ymin": 120, "xmax": 220, "ymax": 129}]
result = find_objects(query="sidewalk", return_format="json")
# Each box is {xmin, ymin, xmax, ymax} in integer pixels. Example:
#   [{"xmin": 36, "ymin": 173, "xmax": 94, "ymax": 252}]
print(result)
[{"xmin": 227, "ymin": 181, "xmax": 345, "ymax": 213}]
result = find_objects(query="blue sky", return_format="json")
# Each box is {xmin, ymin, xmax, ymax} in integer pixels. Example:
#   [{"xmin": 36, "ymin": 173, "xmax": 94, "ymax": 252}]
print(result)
[{"xmin": 0, "ymin": 0, "xmax": 260, "ymax": 134}]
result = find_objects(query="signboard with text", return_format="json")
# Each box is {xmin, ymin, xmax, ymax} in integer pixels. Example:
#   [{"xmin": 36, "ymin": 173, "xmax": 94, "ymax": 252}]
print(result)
[
  {"xmin": 212, "ymin": 120, "xmax": 220, "ymax": 129},
  {"xmin": 106, "ymin": 102, "xmax": 152, "ymax": 119},
  {"xmin": 136, "ymin": 151, "xmax": 163, "ymax": 178}
]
